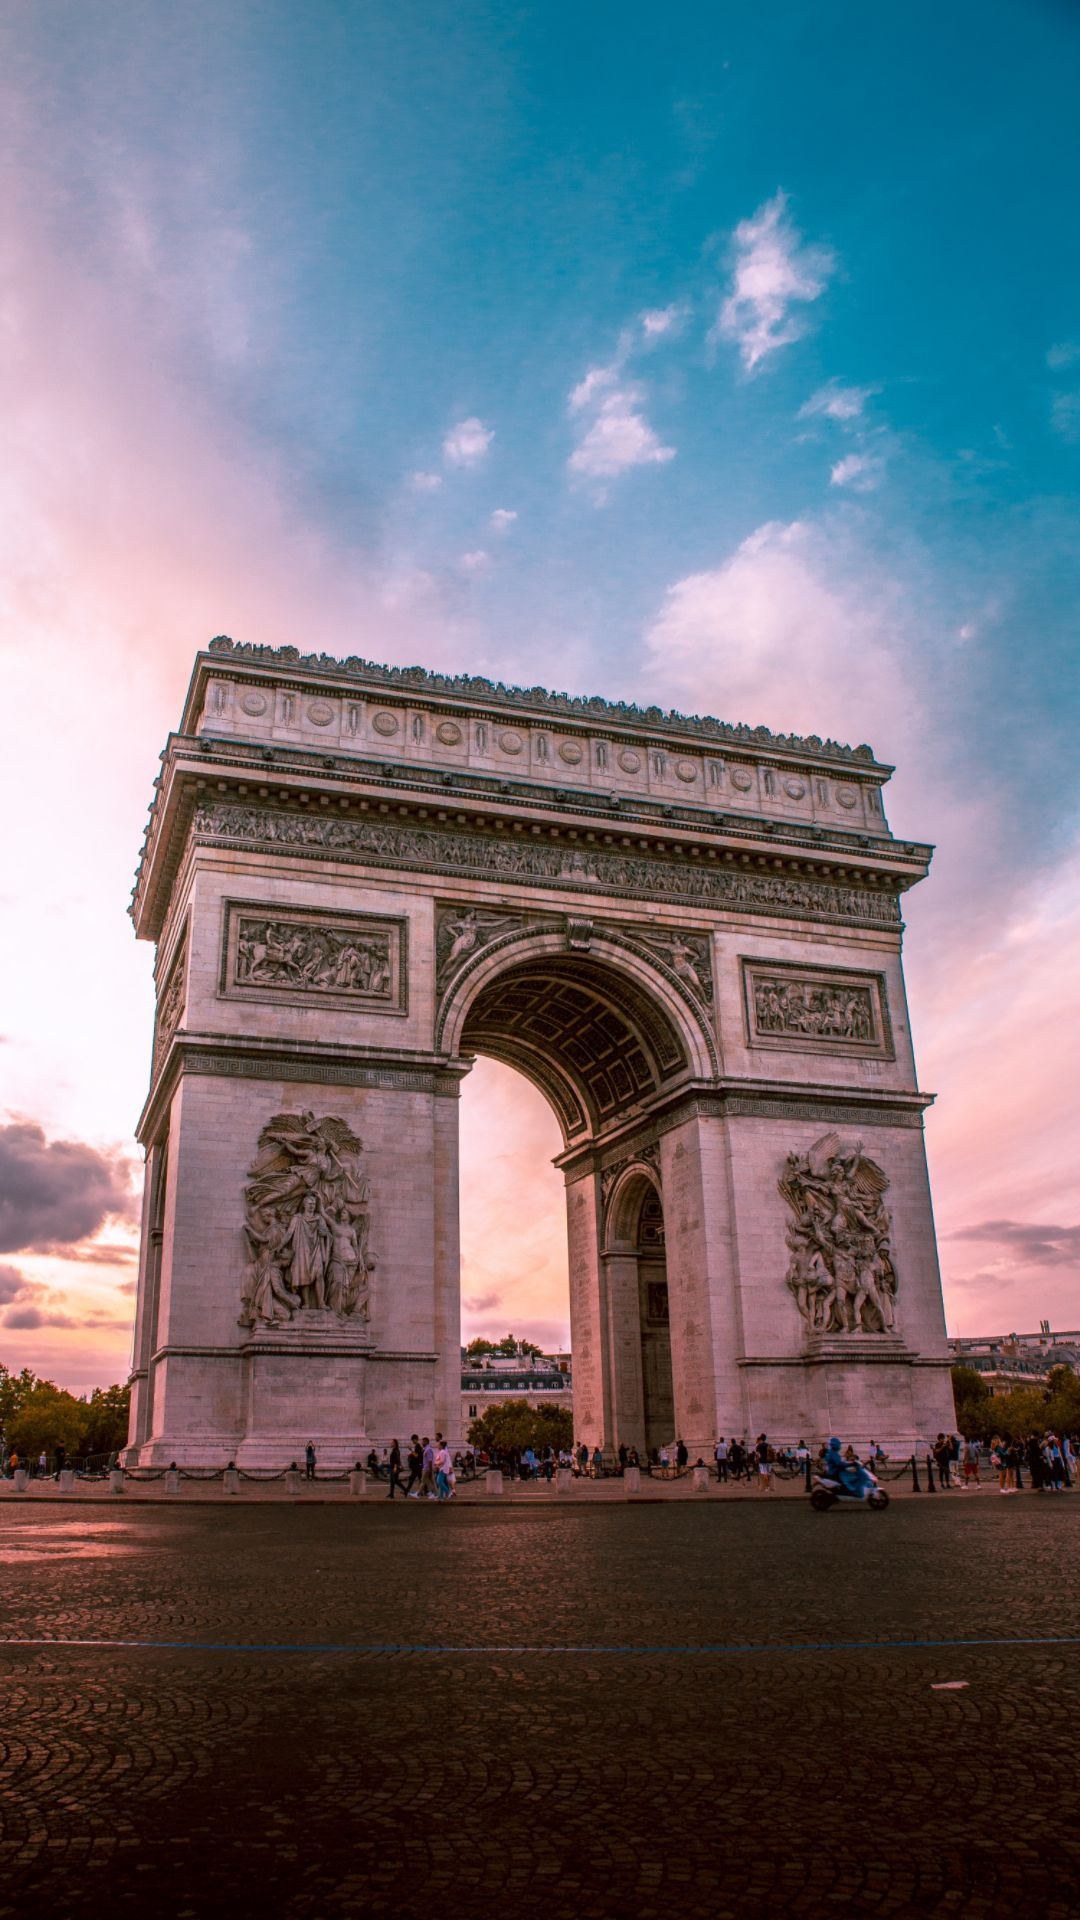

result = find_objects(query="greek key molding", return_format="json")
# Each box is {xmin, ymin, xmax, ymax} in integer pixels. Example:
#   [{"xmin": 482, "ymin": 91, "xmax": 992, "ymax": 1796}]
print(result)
[{"xmin": 191, "ymin": 801, "xmax": 901, "ymax": 932}]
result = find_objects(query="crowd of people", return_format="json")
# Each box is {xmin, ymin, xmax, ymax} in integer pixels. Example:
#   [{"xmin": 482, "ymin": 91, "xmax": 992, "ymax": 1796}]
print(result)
[{"xmin": 930, "ymin": 1430, "xmax": 1077, "ymax": 1492}]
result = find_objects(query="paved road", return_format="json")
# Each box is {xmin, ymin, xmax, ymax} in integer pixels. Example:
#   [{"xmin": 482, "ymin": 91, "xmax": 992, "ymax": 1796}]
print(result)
[{"xmin": 1, "ymin": 1501, "xmax": 1077, "ymax": 1919}]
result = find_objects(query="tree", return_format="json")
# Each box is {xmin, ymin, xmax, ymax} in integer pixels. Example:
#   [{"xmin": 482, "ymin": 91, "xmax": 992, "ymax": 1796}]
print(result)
[
  {"xmin": 465, "ymin": 1334, "xmax": 543, "ymax": 1359},
  {"xmin": 82, "ymin": 1383, "xmax": 131, "ymax": 1454},
  {"xmin": 7, "ymin": 1384, "xmax": 89, "ymax": 1461},
  {"xmin": 468, "ymin": 1398, "xmax": 573, "ymax": 1454},
  {"xmin": 0, "ymin": 1364, "xmax": 42, "ymax": 1432},
  {"xmin": 951, "ymin": 1365, "xmax": 993, "ymax": 1440},
  {"xmin": 1045, "ymin": 1366, "xmax": 1080, "ymax": 1436}
]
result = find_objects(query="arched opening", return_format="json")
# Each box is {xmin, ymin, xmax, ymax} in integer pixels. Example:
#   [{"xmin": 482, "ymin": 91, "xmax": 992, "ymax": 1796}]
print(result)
[
  {"xmin": 458, "ymin": 1056, "xmax": 569, "ymax": 1355},
  {"xmin": 446, "ymin": 944, "xmax": 701, "ymax": 1453},
  {"xmin": 604, "ymin": 1169, "xmax": 675, "ymax": 1458}
]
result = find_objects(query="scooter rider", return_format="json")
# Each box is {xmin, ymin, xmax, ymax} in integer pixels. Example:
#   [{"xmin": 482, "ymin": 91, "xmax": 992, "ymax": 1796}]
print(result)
[{"xmin": 822, "ymin": 1436, "xmax": 875, "ymax": 1498}]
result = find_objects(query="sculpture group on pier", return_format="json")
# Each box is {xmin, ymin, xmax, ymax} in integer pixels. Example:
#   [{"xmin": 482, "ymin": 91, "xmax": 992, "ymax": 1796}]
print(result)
[{"xmin": 239, "ymin": 1111, "xmax": 374, "ymax": 1330}]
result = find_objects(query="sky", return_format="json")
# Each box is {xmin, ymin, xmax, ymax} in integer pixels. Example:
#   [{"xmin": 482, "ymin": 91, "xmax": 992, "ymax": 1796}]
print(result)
[{"xmin": 1, "ymin": 0, "xmax": 1078, "ymax": 1390}]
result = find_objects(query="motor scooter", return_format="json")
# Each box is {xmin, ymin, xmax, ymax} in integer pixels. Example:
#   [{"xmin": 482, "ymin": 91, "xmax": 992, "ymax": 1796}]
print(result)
[{"xmin": 810, "ymin": 1465, "xmax": 889, "ymax": 1511}]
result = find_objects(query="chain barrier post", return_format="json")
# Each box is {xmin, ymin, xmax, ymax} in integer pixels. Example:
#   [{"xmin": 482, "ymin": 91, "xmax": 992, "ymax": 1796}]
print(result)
[
  {"xmin": 910, "ymin": 1452, "xmax": 921, "ymax": 1492},
  {"xmin": 926, "ymin": 1453, "xmax": 936, "ymax": 1492}
]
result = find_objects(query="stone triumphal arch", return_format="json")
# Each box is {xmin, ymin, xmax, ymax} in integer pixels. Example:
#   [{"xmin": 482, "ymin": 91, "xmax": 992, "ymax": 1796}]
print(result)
[{"xmin": 124, "ymin": 638, "xmax": 955, "ymax": 1464}]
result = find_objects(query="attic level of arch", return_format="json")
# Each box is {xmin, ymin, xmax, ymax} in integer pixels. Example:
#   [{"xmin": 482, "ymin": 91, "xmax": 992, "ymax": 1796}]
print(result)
[{"xmin": 131, "ymin": 729, "xmax": 931, "ymax": 936}]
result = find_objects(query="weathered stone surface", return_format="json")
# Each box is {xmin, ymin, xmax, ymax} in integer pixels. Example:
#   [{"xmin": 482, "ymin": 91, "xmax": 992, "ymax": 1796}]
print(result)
[{"xmin": 125, "ymin": 646, "xmax": 954, "ymax": 1468}]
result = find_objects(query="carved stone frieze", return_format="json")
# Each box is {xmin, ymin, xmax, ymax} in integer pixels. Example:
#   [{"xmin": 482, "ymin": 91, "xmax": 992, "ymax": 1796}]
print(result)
[
  {"xmin": 744, "ymin": 959, "xmax": 891, "ymax": 1057},
  {"xmin": 779, "ymin": 1132, "xmax": 898, "ymax": 1337},
  {"xmin": 154, "ymin": 938, "xmax": 187, "ymax": 1066},
  {"xmin": 220, "ymin": 902, "xmax": 406, "ymax": 1014},
  {"xmin": 193, "ymin": 802, "xmax": 901, "ymax": 931},
  {"xmin": 238, "ymin": 1112, "xmax": 375, "ymax": 1332}
]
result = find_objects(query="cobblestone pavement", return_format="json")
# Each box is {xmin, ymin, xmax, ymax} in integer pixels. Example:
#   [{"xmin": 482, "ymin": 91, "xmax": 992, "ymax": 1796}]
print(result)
[{"xmin": 1, "ymin": 1501, "xmax": 1078, "ymax": 1920}]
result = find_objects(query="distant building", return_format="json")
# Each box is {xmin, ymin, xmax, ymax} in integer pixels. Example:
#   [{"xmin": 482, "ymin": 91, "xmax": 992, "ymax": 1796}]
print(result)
[
  {"xmin": 462, "ymin": 1342, "xmax": 572, "ymax": 1430},
  {"xmin": 949, "ymin": 1324, "xmax": 1080, "ymax": 1390}
]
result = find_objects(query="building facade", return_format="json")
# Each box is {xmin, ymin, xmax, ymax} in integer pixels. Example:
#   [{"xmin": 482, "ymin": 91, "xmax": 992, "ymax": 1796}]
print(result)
[
  {"xmin": 461, "ymin": 1347, "xmax": 573, "ymax": 1430},
  {"xmin": 124, "ymin": 637, "xmax": 955, "ymax": 1465}
]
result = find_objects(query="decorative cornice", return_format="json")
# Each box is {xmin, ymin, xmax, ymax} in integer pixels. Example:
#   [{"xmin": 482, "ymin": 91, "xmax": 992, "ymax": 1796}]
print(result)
[
  {"xmin": 204, "ymin": 635, "xmax": 880, "ymax": 766},
  {"xmin": 138, "ymin": 1033, "xmax": 468, "ymax": 1144}
]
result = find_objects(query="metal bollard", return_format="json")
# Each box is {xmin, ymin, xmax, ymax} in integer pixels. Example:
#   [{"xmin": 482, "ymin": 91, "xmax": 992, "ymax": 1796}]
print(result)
[
  {"xmin": 925, "ymin": 1454, "xmax": 936, "ymax": 1493},
  {"xmin": 109, "ymin": 1468, "xmax": 125, "ymax": 1494},
  {"xmin": 165, "ymin": 1468, "xmax": 181, "ymax": 1495},
  {"xmin": 348, "ymin": 1467, "xmax": 366, "ymax": 1497},
  {"xmin": 623, "ymin": 1465, "xmax": 642, "ymax": 1496},
  {"xmin": 911, "ymin": 1453, "xmax": 921, "ymax": 1493},
  {"xmin": 485, "ymin": 1469, "xmax": 504, "ymax": 1496}
]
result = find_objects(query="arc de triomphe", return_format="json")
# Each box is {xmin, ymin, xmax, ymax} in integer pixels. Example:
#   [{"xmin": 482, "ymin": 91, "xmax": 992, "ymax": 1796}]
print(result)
[{"xmin": 124, "ymin": 637, "xmax": 955, "ymax": 1465}]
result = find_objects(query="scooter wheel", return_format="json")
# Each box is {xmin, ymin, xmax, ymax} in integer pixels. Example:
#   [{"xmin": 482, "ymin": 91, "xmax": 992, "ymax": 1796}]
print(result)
[
  {"xmin": 810, "ymin": 1488, "xmax": 834, "ymax": 1511},
  {"xmin": 868, "ymin": 1489, "xmax": 890, "ymax": 1510}
]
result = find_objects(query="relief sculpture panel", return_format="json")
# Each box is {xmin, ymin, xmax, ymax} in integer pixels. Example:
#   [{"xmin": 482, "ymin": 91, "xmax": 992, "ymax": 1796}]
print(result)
[
  {"xmin": 220, "ymin": 902, "xmax": 406, "ymax": 1014},
  {"xmin": 780, "ymin": 1132, "xmax": 898, "ymax": 1338},
  {"xmin": 239, "ymin": 1111, "xmax": 375, "ymax": 1331},
  {"xmin": 743, "ymin": 959, "xmax": 891, "ymax": 1058}
]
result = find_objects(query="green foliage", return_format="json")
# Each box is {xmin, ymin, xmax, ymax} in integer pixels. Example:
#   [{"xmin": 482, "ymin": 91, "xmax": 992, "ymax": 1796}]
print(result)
[
  {"xmin": 951, "ymin": 1364, "xmax": 993, "ymax": 1439},
  {"xmin": 467, "ymin": 1397, "xmax": 573, "ymax": 1454},
  {"xmin": 7, "ymin": 1384, "xmax": 88, "ymax": 1459},
  {"xmin": 82, "ymin": 1383, "xmax": 131, "ymax": 1454},
  {"xmin": 465, "ymin": 1333, "xmax": 543, "ymax": 1358},
  {"xmin": 0, "ymin": 1364, "xmax": 41, "ymax": 1431},
  {"xmin": 1, "ymin": 1369, "xmax": 131, "ymax": 1462}
]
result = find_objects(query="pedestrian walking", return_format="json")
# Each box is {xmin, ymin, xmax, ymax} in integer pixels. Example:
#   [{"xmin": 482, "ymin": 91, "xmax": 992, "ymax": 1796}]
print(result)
[
  {"xmin": 420, "ymin": 1436, "xmax": 437, "ymax": 1498},
  {"xmin": 304, "ymin": 1441, "xmax": 317, "ymax": 1481},
  {"xmin": 755, "ymin": 1432, "xmax": 772, "ymax": 1491},
  {"xmin": 403, "ymin": 1434, "xmax": 422, "ymax": 1496},
  {"xmin": 714, "ymin": 1437, "xmax": 729, "ymax": 1483},
  {"xmin": 387, "ymin": 1438, "xmax": 403, "ymax": 1498}
]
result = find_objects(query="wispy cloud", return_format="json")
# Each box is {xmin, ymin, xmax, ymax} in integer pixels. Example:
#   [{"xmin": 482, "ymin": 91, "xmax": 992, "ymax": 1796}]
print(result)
[
  {"xmin": 567, "ymin": 363, "xmax": 675, "ymax": 486},
  {"xmin": 830, "ymin": 451, "xmax": 881, "ymax": 491},
  {"xmin": 443, "ymin": 417, "xmax": 493, "ymax": 468},
  {"xmin": 640, "ymin": 303, "xmax": 686, "ymax": 342},
  {"xmin": 1047, "ymin": 340, "xmax": 1080, "ymax": 371},
  {"xmin": 713, "ymin": 191, "xmax": 835, "ymax": 372},
  {"xmin": 1050, "ymin": 391, "xmax": 1080, "ymax": 442},
  {"xmin": 800, "ymin": 380, "xmax": 878, "ymax": 421},
  {"xmin": 409, "ymin": 470, "xmax": 443, "ymax": 492},
  {"xmin": 489, "ymin": 508, "xmax": 517, "ymax": 532},
  {"xmin": 459, "ymin": 549, "xmax": 493, "ymax": 575},
  {"xmin": 946, "ymin": 1220, "xmax": 1080, "ymax": 1265}
]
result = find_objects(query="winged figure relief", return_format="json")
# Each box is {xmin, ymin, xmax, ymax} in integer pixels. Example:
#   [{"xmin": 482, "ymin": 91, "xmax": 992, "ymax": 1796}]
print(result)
[{"xmin": 779, "ymin": 1133, "xmax": 897, "ymax": 1337}]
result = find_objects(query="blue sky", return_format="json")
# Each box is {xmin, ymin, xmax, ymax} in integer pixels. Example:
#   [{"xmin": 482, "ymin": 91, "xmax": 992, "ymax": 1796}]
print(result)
[{"xmin": 1, "ymin": 0, "xmax": 1078, "ymax": 1377}]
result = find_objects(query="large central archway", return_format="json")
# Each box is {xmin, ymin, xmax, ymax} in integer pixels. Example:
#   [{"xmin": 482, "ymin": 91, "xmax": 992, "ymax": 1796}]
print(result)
[{"xmin": 443, "ymin": 936, "xmax": 708, "ymax": 1456}]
